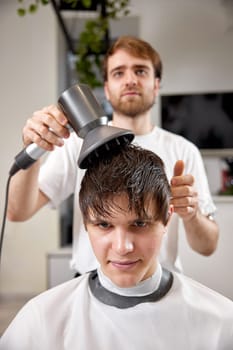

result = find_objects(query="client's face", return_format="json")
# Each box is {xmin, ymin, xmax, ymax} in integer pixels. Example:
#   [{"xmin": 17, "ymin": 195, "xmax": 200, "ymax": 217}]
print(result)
[{"xmin": 86, "ymin": 193, "xmax": 167, "ymax": 288}]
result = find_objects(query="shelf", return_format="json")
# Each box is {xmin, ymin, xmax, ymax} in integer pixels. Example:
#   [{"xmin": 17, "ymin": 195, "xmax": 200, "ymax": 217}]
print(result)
[
  {"xmin": 201, "ymin": 150, "xmax": 233, "ymax": 158},
  {"xmin": 213, "ymin": 195, "xmax": 233, "ymax": 203}
]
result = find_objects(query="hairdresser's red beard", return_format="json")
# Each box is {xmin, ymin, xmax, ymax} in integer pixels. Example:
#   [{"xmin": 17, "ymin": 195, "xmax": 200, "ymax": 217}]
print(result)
[{"xmin": 109, "ymin": 90, "xmax": 155, "ymax": 117}]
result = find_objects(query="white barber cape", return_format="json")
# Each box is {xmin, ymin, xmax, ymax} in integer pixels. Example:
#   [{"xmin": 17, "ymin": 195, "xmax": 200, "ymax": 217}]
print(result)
[{"xmin": 1, "ymin": 266, "xmax": 233, "ymax": 350}]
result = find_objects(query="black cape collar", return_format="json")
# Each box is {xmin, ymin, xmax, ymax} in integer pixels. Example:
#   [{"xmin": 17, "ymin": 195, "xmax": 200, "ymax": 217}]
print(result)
[{"xmin": 88, "ymin": 268, "xmax": 173, "ymax": 309}]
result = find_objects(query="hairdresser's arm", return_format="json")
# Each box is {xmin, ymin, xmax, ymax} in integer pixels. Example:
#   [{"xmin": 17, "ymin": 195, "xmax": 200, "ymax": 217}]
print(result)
[
  {"xmin": 7, "ymin": 105, "xmax": 70, "ymax": 221},
  {"xmin": 7, "ymin": 162, "xmax": 49, "ymax": 221},
  {"xmin": 170, "ymin": 160, "xmax": 219, "ymax": 256}
]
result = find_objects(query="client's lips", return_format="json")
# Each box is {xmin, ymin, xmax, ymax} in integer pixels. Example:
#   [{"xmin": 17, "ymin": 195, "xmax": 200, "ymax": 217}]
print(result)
[{"xmin": 110, "ymin": 260, "xmax": 139, "ymax": 270}]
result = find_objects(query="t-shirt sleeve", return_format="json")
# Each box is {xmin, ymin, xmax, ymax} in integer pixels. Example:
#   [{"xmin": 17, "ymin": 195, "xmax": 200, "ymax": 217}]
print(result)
[{"xmin": 38, "ymin": 133, "xmax": 83, "ymax": 208}]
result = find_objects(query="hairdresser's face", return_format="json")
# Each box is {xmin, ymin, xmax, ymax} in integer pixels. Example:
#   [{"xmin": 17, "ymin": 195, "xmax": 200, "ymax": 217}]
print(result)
[
  {"xmin": 104, "ymin": 49, "xmax": 159, "ymax": 117},
  {"xmin": 86, "ymin": 194, "xmax": 169, "ymax": 288}
]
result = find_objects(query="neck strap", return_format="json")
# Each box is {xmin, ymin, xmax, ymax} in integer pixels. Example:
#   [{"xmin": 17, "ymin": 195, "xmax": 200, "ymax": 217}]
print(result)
[{"xmin": 88, "ymin": 268, "xmax": 173, "ymax": 309}]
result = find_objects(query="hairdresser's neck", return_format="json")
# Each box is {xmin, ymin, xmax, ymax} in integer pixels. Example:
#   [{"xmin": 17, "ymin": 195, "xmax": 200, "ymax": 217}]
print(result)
[{"xmin": 112, "ymin": 111, "xmax": 154, "ymax": 136}]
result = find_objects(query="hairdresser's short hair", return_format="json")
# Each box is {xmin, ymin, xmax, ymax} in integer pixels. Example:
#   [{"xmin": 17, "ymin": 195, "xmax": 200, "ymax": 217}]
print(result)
[
  {"xmin": 79, "ymin": 144, "xmax": 170, "ymax": 225},
  {"xmin": 103, "ymin": 36, "xmax": 163, "ymax": 82}
]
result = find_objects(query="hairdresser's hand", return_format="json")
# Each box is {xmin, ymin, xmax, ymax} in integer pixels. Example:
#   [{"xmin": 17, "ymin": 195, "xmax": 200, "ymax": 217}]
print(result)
[
  {"xmin": 22, "ymin": 105, "xmax": 70, "ymax": 151},
  {"xmin": 170, "ymin": 160, "xmax": 198, "ymax": 222}
]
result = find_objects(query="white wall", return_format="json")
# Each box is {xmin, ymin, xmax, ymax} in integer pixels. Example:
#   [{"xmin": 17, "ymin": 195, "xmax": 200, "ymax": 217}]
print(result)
[
  {"xmin": 0, "ymin": 1, "xmax": 59, "ymax": 295},
  {"xmin": 0, "ymin": 0, "xmax": 233, "ymax": 296},
  {"xmin": 132, "ymin": 0, "xmax": 233, "ymax": 92}
]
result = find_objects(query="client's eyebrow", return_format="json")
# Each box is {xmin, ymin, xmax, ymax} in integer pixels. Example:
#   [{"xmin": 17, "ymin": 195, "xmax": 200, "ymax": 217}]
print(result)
[{"xmin": 86, "ymin": 217, "xmax": 109, "ymax": 224}]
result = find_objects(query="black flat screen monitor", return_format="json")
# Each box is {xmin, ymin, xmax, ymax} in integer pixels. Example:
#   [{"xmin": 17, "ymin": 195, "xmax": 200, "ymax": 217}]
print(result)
[{"xmin": 160, "ymin": 92, "xmax": 233, "ymax": 156}]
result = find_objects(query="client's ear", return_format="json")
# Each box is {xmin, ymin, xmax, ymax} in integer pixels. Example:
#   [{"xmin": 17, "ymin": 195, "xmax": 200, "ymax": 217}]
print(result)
[{"xmin": 165, "ymin": 205, "xmax": 174, "ymax": 225}]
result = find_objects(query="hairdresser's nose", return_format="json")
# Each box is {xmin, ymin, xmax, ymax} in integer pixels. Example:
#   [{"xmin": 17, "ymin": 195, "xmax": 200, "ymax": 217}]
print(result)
[
  {"xmin": 124, "ymin": 70, "xmax": 137, "ymax": 87},
  {"xmin": 113, "ymin": 228, "xmax": 134, "ymax": 255}
]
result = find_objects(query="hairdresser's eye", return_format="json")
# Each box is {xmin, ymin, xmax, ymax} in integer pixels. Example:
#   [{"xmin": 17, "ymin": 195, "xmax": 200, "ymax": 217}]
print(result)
[
  {"xmin": 113, "ymin": 71, "xmax": 123, "ymax": 78},
  {"xmin": 135, "ymin": 68, "xmax": 147, "ymax": 76}
]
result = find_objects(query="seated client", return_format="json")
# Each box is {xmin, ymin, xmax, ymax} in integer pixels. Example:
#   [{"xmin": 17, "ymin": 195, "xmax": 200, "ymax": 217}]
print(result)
[{"xmin": 1, "ymin": 144, "xmax": 232, "ymax": 349}]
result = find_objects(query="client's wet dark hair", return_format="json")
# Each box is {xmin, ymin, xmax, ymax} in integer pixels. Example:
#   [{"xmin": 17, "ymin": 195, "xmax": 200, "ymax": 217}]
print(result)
[{"xmin": 79, "ymin": 144, "xmax": 171, "ymax": 225}]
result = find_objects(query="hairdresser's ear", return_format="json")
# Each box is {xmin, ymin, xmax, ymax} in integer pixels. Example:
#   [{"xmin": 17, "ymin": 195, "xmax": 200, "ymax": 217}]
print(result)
[
  {"xmin": 104, "ymin": 82, "xmax": 110, "ymax": 101},
  {"xmin": 154, "ymin": 78, "xmax": 160, "ymax": 97}
]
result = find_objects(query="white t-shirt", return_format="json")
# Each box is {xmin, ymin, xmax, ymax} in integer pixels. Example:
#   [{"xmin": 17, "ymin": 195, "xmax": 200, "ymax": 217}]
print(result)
[
  {"xmin": 38, "ymin": 126, "xmax": 216, "ymax": 273},
  {"xmin": 1, "ymin": 269, "xmax": 232, "ymax": 350}
]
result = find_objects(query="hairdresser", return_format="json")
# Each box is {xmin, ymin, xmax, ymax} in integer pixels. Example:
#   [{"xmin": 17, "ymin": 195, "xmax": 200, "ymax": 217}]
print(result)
[{"xmin": 7, "ymin": 36, "xmax": 219, "ymax": 275}]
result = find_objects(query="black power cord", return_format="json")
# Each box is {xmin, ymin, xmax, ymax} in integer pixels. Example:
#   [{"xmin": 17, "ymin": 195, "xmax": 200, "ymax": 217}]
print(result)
[{"xmin": 0, "ymin": 175, "xmax": 12, "ymax": 266}]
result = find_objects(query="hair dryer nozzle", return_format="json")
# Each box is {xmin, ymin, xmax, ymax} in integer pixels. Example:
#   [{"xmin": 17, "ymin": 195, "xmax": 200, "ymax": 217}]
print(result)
[
  {"xmin": 58, "ymin": 84, "xmax": 108, "ymax": 138},
  {"xmin": 58, "ymin": 84, "xmax": 135, "ymax": 169},
  {"xmin": 78, "ymin": 125, "xmax": 134, "ymax": 169}
]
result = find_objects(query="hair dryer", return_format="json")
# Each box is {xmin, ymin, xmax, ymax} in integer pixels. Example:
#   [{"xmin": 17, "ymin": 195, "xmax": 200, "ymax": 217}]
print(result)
[{"xmin": 9, "ymin": 84, "xmax": 134, "ymax": 175}]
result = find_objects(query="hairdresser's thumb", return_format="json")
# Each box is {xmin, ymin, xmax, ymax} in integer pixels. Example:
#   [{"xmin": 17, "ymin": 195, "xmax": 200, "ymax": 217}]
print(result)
[{"xmin": 173, "ymin": 160, "xmax": 185, "ymax": 177}]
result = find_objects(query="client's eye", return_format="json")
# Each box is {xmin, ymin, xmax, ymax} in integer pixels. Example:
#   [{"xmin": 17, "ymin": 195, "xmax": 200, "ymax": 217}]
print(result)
[
  {"xmin": 134, "ymin": 220, "xmax": 147, "ymax": 228},
  {"xmin": 98, "ymin": 221, "xmax": 111, "ymax": 229}
]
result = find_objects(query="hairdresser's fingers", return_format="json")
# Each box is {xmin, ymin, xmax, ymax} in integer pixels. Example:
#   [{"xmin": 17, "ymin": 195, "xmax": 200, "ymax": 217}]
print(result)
[
  {"xmin": 170, "ymin": 188, "xmax": 198, "ymax": 220},
  {"xmin": 23, "ymin": 127, "xmax": 64, "ymax": 151},
  {"xmin": 42, "ymin": 105, "xmax": 68, "ymax": 128},
  {"xmin": 171, "ymin": 174, "xmax": 195, "ymax": 194},
  {"xmin": 35, "ymin": 105, "xmax": 69, "ymax": 138},
  {"xmin": 22, "ymin": 105, "xmax": 70, "ymax": 149},
  {"xmin": 23, "ymin": 116, "xmax": 65, "ymax": 150},
  {"xmin": 171, "ymin": 169, "xmax": 198, "ymax": 220}
]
